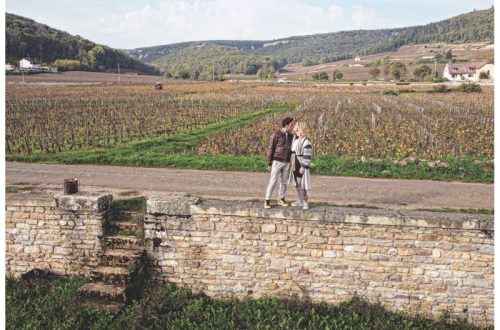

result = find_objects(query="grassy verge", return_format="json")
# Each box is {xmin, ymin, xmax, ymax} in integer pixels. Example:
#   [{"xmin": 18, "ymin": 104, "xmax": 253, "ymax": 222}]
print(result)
[
  {"xmin": 6, "ymin": 277, "xmax": 491, "ymax": 330},
  {"xmin": 6, "ymin": 154, "xmax": 492, "ymax": 183},
  {"xmin": 313, "ymin": 156, "xmax": 493, "ymax": 183}
]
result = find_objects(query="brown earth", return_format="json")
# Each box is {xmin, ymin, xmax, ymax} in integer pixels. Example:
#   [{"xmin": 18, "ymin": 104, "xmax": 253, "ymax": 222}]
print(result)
[
  {"xmin": 6, "ymin": 162, "xmax": 493, "ymax": 211},
  {"xmin": 6, "ymin": 71, "xmax": 159, "ymax": 85}
]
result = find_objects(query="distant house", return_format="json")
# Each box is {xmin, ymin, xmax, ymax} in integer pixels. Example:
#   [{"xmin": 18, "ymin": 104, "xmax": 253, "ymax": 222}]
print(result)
[
  {"xmin": 5, "ymin": 64, "xmax": 15, "ymax": 71},
  {"xmin": 475, "ymin": 63, "xmax": 494, "ymax": 82},
  {"xmin": 354, "ymin": 55, "xmax": 361, "ymax": 61},
  {"xmin": 19, "ymin": 58, "xmax": 41, "ymax": 70},
  {"xmin": 278, "ymin": 78, "xmax": 291, "ymax": 84},
  {"xmin": 443, "ymin": 62, "xmax": 493, "ymax": 82}
]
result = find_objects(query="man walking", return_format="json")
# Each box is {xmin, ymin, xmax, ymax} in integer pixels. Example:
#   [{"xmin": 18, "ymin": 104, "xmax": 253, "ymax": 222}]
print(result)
[{"xmin": 264, "ymin": 117, "xmax": 294, "ymax": 209}]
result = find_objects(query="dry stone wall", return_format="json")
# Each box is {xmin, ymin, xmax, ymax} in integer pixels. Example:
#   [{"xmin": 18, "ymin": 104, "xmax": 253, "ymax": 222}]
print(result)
[
  {"xmin": 5, "ymin": 192, "xmax": 494, "ymax": 325},
  {"xmin": 6, "ymin": 193, "xmax": 112, "ymax": 278},
  {"xmin": 145, "ymin": 195, "xmax": 494, "ymax": 326}
]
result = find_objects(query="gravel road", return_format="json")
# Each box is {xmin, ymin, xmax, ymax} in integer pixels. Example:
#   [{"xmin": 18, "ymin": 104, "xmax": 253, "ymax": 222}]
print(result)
[{"xmin": 6, "ymin": 162, "xmax": 493, "ymax": 211}]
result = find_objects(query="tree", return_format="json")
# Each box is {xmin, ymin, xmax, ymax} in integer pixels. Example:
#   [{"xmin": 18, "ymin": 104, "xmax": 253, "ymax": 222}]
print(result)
[
  {"xmin": 368, "ymin": 67, "xmax": 381, "ymax": 79},
  {"xmin": 391, "ymin": 61, "xmax": 407, "ymax": 80},
  {"xmin": 383, "ymin": 64, "xmax": 391, "ymax": 77},
  {"xmin": 301, "ymin": 58, "xmax": 314, "ymax": 67},
  {"xmin": 312, "ymin": 71, "xmax": 329, "ymax": 80},
  {"xmin": 332, "ymin": 70, "xmax": 343, "ymax": 80},
  {"xmin": 413, "ymin": 65, "xmax": 433, "ymax": 80},
  {"xmin": 445, "ymin": 49, "xmax": 453, "ymax": 60},
  {"xmin": 434, "ymin": 53, "xmax": 445, "ymax": 63}
]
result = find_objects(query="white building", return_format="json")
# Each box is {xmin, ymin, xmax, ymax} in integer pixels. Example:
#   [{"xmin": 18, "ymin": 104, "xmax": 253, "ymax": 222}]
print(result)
[
  {"xmin": 475, "ymin": 63, "xmax": 494, "ymax": 82},
  {"xmin": 443, "ymin": 62, "xmax": 494, "ymax": 82},
  {"xmin": 354, "ymin": 55, "xmax": 361, "ymax": 61},
  {"xmin": 19, "ymin": 58, "xmax": 41, "ymax": 70}
]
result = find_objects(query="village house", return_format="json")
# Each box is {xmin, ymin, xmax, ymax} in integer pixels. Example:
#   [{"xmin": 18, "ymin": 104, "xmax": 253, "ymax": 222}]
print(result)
[
  {"xmin": 19, "ymin": 58, "xmax": 41, "ymax": 70},
  {"xmin": 443, "ymin": 62, "xmax": 494, "ymax": 82}
]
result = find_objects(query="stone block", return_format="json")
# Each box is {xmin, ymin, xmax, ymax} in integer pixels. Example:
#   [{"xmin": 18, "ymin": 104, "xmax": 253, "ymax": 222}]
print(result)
[
  {"xmin": 13, "ymin": 213, "xmax": 30, "ymax": 219},
  {"xmin": 55, "ymin": 193, "xmax": 112, "ymax": 213},
  {"xmin": 262, "ymin": 224, "xmax": 276, "ymax": 233},
  {"xmin": 268, "ymin": 234, "xmax": 288, "ymax": 241},
  {"xmin": 54, "ymin": 247, "xmax": 72, "ymax": 255},
  {"xmin": 222, "ymin": 255, "xmax": 246, "ymax": 264},
  {"xmin": 24, "ymin": 246, "xmax": 40, "ymax": 254},
  {"xmin": 197, "ymin": 221, "xmax": 215, "ymax": 231},
  {"xmin": 148, "ymin": 193, "xmax": 199, "ymax": 216}
]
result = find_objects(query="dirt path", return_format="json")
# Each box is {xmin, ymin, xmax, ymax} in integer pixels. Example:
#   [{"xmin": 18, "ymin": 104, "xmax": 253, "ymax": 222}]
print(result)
[{"xmin": 6, "ymin": 162, "xmax": 493, "ymax": 211}]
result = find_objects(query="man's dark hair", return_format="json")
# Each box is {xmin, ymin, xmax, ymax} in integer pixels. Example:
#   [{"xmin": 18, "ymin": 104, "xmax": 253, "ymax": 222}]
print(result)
[{"xmin": 281, "ymin": 117, "xmax": 294, "ymax": 127}]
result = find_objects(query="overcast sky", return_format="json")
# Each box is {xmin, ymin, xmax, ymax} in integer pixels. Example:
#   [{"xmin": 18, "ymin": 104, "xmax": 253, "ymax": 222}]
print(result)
[{"xmin": 5, "ymin": 0, "xmax": 495, "ymax": 49}]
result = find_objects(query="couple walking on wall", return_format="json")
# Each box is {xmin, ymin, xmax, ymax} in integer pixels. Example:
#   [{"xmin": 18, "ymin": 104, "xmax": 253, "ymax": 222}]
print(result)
[{"xmin": 264, "ymin": 117, "xmax": 313, "ymax": 210}]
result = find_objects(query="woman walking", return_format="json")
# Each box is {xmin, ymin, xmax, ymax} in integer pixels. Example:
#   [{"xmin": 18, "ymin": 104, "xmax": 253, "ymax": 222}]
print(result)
[{"xmin": 289, "ymin": 121, "xmax": 313, "ymax": 210}]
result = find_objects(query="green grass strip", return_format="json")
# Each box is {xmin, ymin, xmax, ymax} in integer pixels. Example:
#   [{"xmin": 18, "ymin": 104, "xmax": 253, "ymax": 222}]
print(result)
[{"xmin": 113, "ymin": 198, "xmax": 146, "ymax": 212}]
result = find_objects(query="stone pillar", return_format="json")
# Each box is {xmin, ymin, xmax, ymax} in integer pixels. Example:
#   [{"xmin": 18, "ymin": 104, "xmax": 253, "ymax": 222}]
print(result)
[
  {"xmin": 53, "ymin": 192, "xmax": 113, "ymax": 276},
  {"xmin": 6, "ymin": 192, "xmax": 112, "ymax": 278},
  {"xmin": 144, "ymin": 193, "xmax": 200, "ymax": 281}
]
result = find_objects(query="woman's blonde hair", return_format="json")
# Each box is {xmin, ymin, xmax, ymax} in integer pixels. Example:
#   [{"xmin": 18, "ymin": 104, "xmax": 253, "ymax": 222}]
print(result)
[{"xmin": 295, "ymin": 121, "xmax": 308, "ymax": 138}]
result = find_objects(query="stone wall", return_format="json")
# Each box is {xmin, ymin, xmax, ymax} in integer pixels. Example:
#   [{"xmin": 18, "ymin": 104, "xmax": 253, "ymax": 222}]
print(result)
[
  {"xmin": 145, "ymin": 195, "xmax": 494, "ymax": 325},
  {"xmin": 6, "ymin": 193, "xmax": 112, "ymax": 277}
]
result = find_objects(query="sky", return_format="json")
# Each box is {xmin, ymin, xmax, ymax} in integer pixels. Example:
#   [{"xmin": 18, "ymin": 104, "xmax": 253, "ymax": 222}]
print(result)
[{"xmin": 5, "ymin": 0, "xmax": 496, "ymax": 49}]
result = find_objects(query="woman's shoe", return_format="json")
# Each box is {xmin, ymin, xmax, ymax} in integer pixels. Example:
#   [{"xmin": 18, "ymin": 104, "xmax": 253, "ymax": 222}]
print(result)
[
  {"xmin": 302, "ymin": 202, "xmax": 309, "ymax": 210},
  {"xmin": 264, "ymin": 200, "xmax": 271, "ymax": 209},
  {"xmin": 291, "ymin": 200, "xmax": 303, "ymax": 207},
  {"xmin": 277, "ymin": 198, "xmax": 289, "ymax": 207}
]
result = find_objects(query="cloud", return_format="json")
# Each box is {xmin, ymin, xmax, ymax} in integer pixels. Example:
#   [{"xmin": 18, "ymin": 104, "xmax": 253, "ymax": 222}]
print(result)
[
  {"xmin": 350, "ymin": 5, "xmax": 378, "ymax": 29},
  {"xmin": 97, "ymin": 0, "xmax": 347, "ymax": 48}
]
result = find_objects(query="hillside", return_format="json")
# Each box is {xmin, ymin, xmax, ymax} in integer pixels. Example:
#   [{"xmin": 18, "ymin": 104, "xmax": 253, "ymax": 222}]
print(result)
[
  {"xmin": 129, "ymin": 7, "xmax": 493, "ymax": 74},
  {"xmin": 146, "ymin": 43, "xmax": 285, "ymax": 79},
  {"xmin": 254, "ymin": 7, "xmax": 494, "ymax": 65},
  {"xmin": 6, "ymin": 13, "xmax": 159, "ymax": 75}
]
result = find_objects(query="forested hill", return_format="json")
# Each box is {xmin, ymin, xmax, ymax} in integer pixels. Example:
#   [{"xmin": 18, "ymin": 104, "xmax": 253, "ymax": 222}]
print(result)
[
  {"xmin": 6, "ymin": 13, "xmax": 159, "ymax": 75},
  {"xmin": 254, "ymin": 6, "xmax": 494, "ymax": 65},
  {"xmin": 130, "ymin": 6, "xmax": 493, "ymax": 70}
]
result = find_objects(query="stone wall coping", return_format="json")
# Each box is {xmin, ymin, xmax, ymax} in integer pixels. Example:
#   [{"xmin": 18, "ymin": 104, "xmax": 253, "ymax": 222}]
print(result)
[
  {"xmin": 54, "ymin": 192, "xmax": 113, "ymax": 212},
  {"xmin": 147, "ymin": 193, "xmax": 200, "ymax": 216},
  {"xmin": 6, "ymin": 193, "xmax": 57, "ymax": 207},
  {"xmin": 187, "ymin": 200, "xmax": 493, "ymax": 231}
]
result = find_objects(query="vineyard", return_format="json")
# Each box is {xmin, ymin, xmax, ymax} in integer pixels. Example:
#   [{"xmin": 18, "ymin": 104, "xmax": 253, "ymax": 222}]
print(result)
[
  {"xmin": 6, "ymin": 80, "xmax": 493, "ymax": 181},
  {"xmin": 6, "ymin": 83, "xmax": 296, "ymax": 154},
  {"xmin": 196, "ymin": 85, "xmax": 493, "ymax": 161}
]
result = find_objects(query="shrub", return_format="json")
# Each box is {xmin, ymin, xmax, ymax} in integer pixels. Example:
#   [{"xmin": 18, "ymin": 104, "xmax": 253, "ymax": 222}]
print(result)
[
  {"xmin": 432, "ymin": 84, "xmax": 449, "ymax": 93},
  {"xmin": 455, "ymin": 83, "xmax": 482, "ymax": 93}
]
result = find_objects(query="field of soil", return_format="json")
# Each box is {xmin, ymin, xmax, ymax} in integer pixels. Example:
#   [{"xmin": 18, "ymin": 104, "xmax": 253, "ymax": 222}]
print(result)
[{"xmin": 6, "ymin": 71, "xmax": 160, "ymax": 85}]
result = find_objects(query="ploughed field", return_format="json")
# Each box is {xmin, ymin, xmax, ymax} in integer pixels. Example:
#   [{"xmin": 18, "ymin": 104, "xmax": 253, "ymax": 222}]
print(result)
[{"xmin": 7, "ymin": 80, "xmax": 492, "ymax": 159}]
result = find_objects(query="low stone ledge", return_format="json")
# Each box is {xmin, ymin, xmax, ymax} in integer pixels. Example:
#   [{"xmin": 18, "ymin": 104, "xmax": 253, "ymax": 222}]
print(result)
[
  {"xmin": 190, "ymin": 200, "xmax": 494, "ymax": 231},
  {"xmin": 6, "ymin": 193, "xmax": 56, "ymax": 207},
  {"xmin": 55, "ymin": 193, "xmax": 113, "ymax": 213}
]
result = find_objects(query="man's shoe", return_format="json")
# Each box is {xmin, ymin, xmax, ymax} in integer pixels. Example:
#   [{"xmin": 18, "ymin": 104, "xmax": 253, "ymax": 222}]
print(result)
[
  {"xmin": 264, "ymin": 200, "xmax": 271, "ymax": 209},
  {"xmin": 302, "ymin": 202, "xmax": 309, "ymax": 210},
  {"xmin": 291, "ymin": 200, "xmax": 303, "ymax": 207},
  {"xmin": 278, "ymin": 198, "xmax": 289, "ymax": 207}
]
